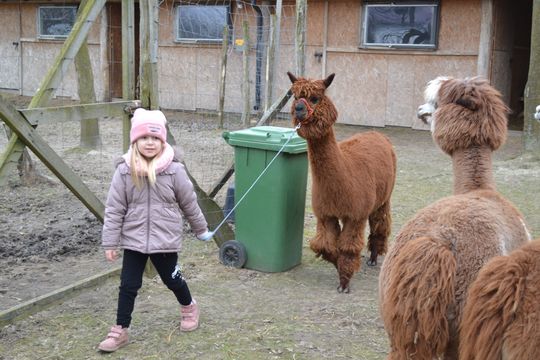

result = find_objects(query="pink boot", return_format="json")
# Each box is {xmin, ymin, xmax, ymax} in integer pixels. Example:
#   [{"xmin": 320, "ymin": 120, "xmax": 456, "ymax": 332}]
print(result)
[
  {"xmin": 180, "ymin": 300, "xmax": 200, "ymax": 331},
  {"xmin": 98, "ymin": 325, "xmax": 129, "ymax": 352}
]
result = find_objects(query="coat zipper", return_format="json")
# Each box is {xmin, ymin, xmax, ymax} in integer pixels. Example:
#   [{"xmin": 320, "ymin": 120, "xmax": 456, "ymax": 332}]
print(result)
[{"xmin": 146, "ymin": 179, "xmax": 151, "ymax": 253}]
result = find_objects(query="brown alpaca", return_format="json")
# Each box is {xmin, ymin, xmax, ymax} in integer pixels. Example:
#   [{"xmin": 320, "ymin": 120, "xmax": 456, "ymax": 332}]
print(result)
[
  {"xmin": 287, "ymin": 72, "xmax": 397, "ymax": 293},
  {"xmin": 460, "ymin": 238, "xmax": 540, "ymax": 360},
  {"xmin": 379, "ymin": 77, "xmax": 531, "ymax": 359}
]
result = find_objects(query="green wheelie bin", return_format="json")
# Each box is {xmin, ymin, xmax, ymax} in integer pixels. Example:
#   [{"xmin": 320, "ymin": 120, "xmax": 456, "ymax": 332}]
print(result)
[{"xmin": 221, "ymin": 126, "xmax": 308, "ymax": 272}]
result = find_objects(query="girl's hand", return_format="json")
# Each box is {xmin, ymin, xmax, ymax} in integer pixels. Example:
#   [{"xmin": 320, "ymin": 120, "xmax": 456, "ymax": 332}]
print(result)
[
  {"xmin": 105, "ymin": 249, "xmax": 119, "ymax": 262},
  {"xmin": 196, "ymin": 230, "xmax": 214, "ymax": 241}
]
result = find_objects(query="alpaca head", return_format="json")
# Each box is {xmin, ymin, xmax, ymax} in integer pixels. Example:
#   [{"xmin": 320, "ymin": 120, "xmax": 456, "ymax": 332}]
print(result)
[
  {"xmin": 535, "ymin": 105, "xmax": 540, "ymax": 121},
  {"xmin": 417, "ymin": 76, "xmax": 509, "ymax": 155},
  {"xmin": 288, "ymin": 72, "xmax": 338, "ymax": 139}
]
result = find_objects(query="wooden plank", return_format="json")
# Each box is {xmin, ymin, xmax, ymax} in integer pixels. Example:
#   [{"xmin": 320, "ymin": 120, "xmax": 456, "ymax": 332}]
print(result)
[
  {"xmin": 0, "ymin": 95, "xmax": 105, "ymax": 222},
  {"xmin": 18, "ymin": 101, "xmax": 141, "ymax": 126},
  {"xmin": 0, "ymin": 266, "xmax": 121, "ymax": 327}
]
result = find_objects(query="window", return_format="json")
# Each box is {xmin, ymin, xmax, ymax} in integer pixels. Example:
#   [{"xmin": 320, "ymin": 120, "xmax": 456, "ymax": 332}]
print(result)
[
  {"xmin": 175, "ymin": 4, "xmax": 231, "ymax": 43},
  {"xmin": 38, "ymin": 6, "xmax": 77, "ymax": 39},
  {"xmin": 361, "ymin": 2, "xmax": 439, "ymax": 49}
]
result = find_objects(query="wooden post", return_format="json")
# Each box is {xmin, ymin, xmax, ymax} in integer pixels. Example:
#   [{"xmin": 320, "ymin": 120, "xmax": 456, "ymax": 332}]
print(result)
[
  {"xmin": 241, "ymin": 20, "xmax": 251, "ymax": 127},
  {"xmin": 263, "ymin": 14, "xmax": 277, "ymax": 114},
  {"xmin": 523, "ymin": 0, "xmax": 540, "ymax": 152},
  {"xmin": 148, "ymin": 0, "xmax": 159, "ymax": 109},
  {"xmin": 477, "ymin": 0, "xmax": 494, "ymax": 78},
  {"xmin": 122, "ymin": 0, "xmax": 136, "ymax": 151},
  {"xmin": 322, "ymin": 0, "xmax": 328, "ymax": 78},
  {"xmin": 295, "ymin": 0, "xmax": 307, "ymax": 77},
  {"xmin": 218, "ymin": 25, "xmax": 229, "ymax": 129},
  {"xmin": 76, "ymin": 0, "xmax": 101, "ymax": 150},
  {"xmin": 139, "ymin": 0, "xmax": 159, "ymax": 110}
]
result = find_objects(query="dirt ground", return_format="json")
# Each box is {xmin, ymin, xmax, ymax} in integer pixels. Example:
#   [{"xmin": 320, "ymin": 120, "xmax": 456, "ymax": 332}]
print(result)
[{"xmin": 0, "ymin": 95, "xmax": 539, "ymax": 359}]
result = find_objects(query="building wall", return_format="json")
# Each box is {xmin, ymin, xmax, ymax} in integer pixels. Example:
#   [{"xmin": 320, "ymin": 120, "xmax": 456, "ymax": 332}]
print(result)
[
  {"xmin": 156, "ymin": 0, "xmax": 484, "ymax": 128},
  {"xmin": 304, "ymin": 0, "xmax": 482, "ymax": 128},
  {"xmin": 0, "ymin": 0, "xmax": 518, "ymax": 130}
]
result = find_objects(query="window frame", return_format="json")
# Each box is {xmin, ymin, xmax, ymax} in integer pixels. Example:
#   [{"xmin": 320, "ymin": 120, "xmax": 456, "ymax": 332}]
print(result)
[
  {"xmin": 360, "ymin": 1, "xmax": 440, "ymax": 50},
  {"xmin": 174, "ymin": 3, "xmax": 232, "ymax": 44},
  {"xmin": 37, "ymin": 5, "xmax": 78, "ymax": 40}
]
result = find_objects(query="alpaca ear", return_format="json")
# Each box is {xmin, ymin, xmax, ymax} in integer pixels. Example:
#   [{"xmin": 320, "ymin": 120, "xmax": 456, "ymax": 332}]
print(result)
[
  {"xmin": 324, "ymin": 73, "xmax": 335, "ymax": 88},
  {"xmin": 287, "ymin": 72, "xmax": 298, "ymax": 84}
]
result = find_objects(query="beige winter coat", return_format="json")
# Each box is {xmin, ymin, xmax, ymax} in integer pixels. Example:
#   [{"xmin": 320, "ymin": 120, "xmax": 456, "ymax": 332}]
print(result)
[{"xmin": 101, "ymin": 158, "xmax": 208, "ymax": 254}]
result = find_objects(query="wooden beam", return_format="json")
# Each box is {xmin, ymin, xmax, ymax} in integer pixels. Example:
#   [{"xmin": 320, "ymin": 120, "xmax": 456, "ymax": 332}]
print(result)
[
  {"xmin": 0, "ymin": 95, "xmax": 105, "ymax": 222},
  {"xmin": 122, "ymin": 0, "xmax": 136, "ymax": 151},
  {"xmin": 241, "ymin": 21, "xmax": 251, "ymax": 127},
  {"xmin": 256, "ymin": 88, "xmax": 292, "ymax": 126},
  {"xmin": 295, "ymin": 0, "xmax": 307, "ymax": 76},
  {"xmin": 0, "ymin": 266, "xmax": 121, "ymax": 327},
  {"xmin": 18, "ymin": 101, "xmax": 141, "ymax": 126},
  {"xmin": 218, "ymin": 25, "xmax": 229, "ymax": 129},
  {"xmin": 263, "ymin": 14, "xmax": 277, "ymax": 113}
]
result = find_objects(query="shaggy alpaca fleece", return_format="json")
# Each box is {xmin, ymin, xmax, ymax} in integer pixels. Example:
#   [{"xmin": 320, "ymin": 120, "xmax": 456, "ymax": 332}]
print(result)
[
  {"xmin": 380, "ymin": 76, "xmax": 530, "ymax": 360},
  {"xmin": 459, "ymin": 238, "xmax": 540, "ymax": 360},
  {"xmin": 288, "ymin": 72, "xmax": 396, "ymax": 293}
]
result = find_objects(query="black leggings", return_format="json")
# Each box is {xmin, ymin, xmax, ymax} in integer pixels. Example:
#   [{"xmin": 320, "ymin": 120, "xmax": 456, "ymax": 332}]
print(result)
[{"xmin": 116, "ymin": 249, "xmax": 192, "ymax": 328}]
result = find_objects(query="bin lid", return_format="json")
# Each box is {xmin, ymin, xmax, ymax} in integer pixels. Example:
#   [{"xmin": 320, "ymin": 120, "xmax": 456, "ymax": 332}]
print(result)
[{"xmin": 223, "ymin": 126, "xmax": 307, "ymax": 154}]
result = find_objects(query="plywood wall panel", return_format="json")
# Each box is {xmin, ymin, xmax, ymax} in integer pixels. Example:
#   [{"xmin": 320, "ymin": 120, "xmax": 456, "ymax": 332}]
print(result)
[
  {"xmin": 385, "ymin": 56, "xmax": 417, "ymax": 127},
  {"xmin": 327, "ymin": 0, "xmax": 360, "ymax": 48},
  {"xmin": 326, "ymin": 52, "xmax": 388, "ymax": 127},
  {"xmin": 438, "ymin": 0, "xmax": 481, "ymax": 54}
]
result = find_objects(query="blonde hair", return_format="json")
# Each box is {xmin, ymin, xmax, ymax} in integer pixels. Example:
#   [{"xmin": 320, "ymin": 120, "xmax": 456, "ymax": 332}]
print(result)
[{"xmin": 130, "ymin": 144, "xmax": 160, "ymax": 188}]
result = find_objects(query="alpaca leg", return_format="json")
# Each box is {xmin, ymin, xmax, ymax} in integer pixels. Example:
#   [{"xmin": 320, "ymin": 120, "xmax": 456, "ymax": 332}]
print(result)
[
  {"xmin": 367, "ymin": 201, "xmax": 392, "ymax": 266},
  {"xmin": 309, "ymin": 216, "xmax": 340, "ymax": 266},
  {"xmin": 336, "ymin": 219, "xmax": 365, "ymax": 293}
]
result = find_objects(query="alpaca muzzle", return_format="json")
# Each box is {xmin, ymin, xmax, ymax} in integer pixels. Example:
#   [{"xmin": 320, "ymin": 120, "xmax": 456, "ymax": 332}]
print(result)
[
  {"xmin": 294, "ymin": 98, "xmax": 314, "ymax": 124},
  {"xmin": 417, "ymin": 103, "xmax": 435, "ymax": 125}
]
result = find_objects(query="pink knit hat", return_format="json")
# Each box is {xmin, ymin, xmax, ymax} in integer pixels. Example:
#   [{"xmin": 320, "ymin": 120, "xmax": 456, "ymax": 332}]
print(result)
[{"xmin": 130, "ymin": 108, "xmax": 167, "ymax": 143}]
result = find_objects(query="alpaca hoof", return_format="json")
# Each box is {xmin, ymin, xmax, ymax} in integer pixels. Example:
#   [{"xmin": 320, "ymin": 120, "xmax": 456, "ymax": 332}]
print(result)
[
  {"xmin": 337, "ymin": 285, "xmax": 350, "ymax": 294},
  {"xmin": 366, "ymin": 258, "xmax": 377, "ymax": 267}
]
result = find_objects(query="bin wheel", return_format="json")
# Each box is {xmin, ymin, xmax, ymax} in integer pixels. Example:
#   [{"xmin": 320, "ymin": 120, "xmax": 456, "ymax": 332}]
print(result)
[{"xmin": 219, "ymin": 240, "xmax": 247, "ymax": 268}]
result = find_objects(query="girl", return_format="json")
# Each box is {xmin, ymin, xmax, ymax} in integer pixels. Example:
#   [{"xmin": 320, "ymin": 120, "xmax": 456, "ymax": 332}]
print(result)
[{"xmin": 98, "ymin": 108, "xmax": 212, "ymax": 352}]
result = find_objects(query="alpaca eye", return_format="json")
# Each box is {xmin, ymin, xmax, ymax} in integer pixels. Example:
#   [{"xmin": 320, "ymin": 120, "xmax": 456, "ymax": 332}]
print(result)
[{"xmin": 310, "ymin": 97, "xmax": 319, "ymax": 104}]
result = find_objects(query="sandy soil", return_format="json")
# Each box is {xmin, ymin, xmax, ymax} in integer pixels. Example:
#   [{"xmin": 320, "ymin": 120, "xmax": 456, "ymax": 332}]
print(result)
[{"xmin": 0, "ymin": 96, "xmax": 539, "ymax": 359}]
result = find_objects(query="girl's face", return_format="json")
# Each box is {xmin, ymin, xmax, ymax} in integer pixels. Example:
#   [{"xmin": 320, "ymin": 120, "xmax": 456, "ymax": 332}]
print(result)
[{"xmin": 136, "ymin": 136, "xmax": 163, "ymax": 159}]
